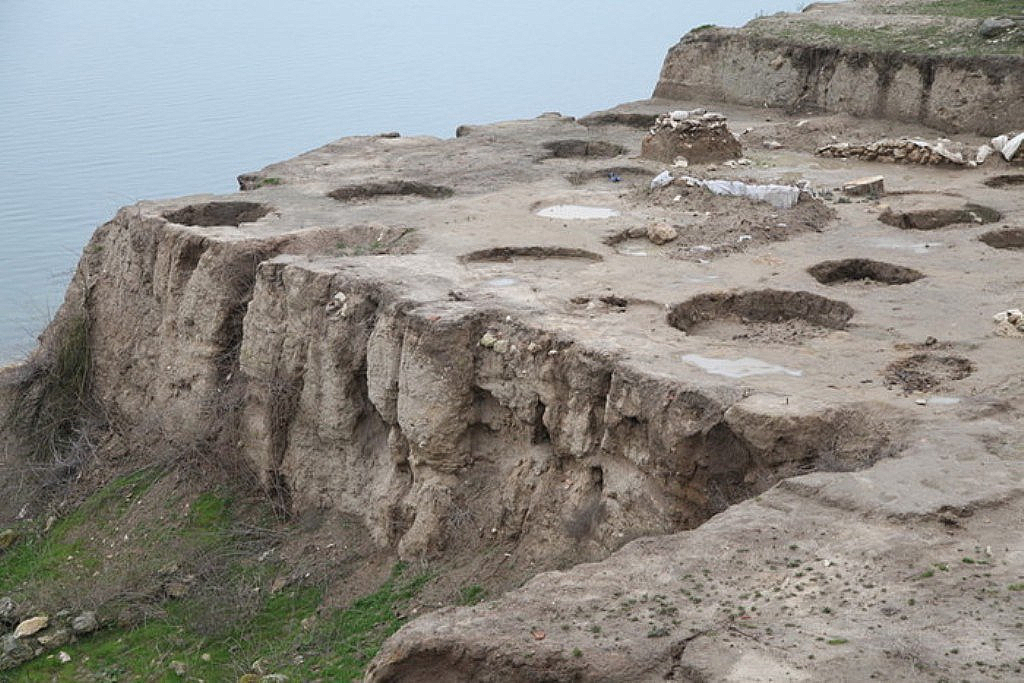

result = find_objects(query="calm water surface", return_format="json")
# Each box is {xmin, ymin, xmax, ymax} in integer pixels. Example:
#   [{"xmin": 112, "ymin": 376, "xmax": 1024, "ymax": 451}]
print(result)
[{"xmin": 0, "ymin": 0, "xmax": 795, "ymax": 361}]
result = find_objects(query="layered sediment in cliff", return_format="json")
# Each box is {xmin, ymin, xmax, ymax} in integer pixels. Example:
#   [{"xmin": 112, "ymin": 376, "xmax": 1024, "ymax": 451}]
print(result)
[{"xmin": 654, "ymin": 1, "xmax": 1024, "ymax": 135}]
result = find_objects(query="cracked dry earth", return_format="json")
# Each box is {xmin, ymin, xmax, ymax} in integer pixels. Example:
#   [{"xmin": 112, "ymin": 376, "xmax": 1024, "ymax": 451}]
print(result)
[{"xmin": 43, "ymin": 95, "xmax": 1024, "ymax": 681}]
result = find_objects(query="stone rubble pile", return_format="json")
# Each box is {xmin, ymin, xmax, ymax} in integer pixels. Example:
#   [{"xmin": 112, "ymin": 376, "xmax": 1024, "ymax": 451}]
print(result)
[
  {"xmin": 816, "ymin": 131, "xmax": 1024, "ymax": 167},
  {"xmin": 641, "ymin": 109, "xmax": 743, "ymax": 164},
  {"xmin": 0, "ymin": 602, "xmax": 98, "ymax": 671},
  {"xmin": 815, "ymin": 138, "xmax": 974, "ymax": 166}
]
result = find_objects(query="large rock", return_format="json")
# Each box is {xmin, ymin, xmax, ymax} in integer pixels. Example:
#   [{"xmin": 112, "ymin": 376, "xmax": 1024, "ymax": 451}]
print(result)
[{"xmin": 13, "ymin": 615, "xmax": 48, "ymax": 638}]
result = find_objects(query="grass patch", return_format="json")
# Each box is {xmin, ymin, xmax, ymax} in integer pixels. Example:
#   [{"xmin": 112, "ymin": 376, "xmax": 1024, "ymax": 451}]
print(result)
[
  {"xmin": 459, "ymin": 584, "xmax": 487, "ymax": 605},
  {"xmin": 882, "ymin": 1, "xmax": 1024, "ymax": 19}
]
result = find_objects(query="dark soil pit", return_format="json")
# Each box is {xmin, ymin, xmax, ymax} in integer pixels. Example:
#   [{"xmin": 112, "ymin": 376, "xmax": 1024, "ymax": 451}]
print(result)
[
  {"xmin": 570, "ymin": 295, "xmax": 629, "ymax": 309},
  {"xmin": 668, "ymin": 289, "xmax": 854, "ymax": 343},
  {"xmin": 566, "ymin": 166, "xmax": 651, "ymax": 185},
  {"xmin": 884, "ymin": 354, "xmax": 974, "ymax": 393},
  {"xmin": 460, "ymin": 247, "xmax": 603, "ymax": 263},
  {"xmin": 163, "ymin": 202, "xmax": 272, "ymax": 228},
  {"xmin": 979, "ymin": 227, "xmax": 1024, "ymax": 250},
  {"xmin": 983, "ymin": 174, "xmax": 1024, "ymax": 188},
  {"xmin": 328, "ymin": 181, "xmax": 453, "ymax": 202},
  {"xmin": 808, "ymin": 258, "xmax": 924, "ymax": 285},
  {"xmin": 879, "ymin": 203, "xmax": 1001, "ymax": 230},
  {"xmin": 542, "ymin": 140, "xmax": 627, "ymax": 159},
  {"xmin": 578, "ymin": 111, "xmax": 659, "ymax": 129}
]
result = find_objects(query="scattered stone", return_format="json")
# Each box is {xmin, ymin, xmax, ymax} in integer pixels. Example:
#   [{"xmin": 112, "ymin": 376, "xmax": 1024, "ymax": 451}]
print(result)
[
  {"xmin": 993, "ymin": 309, "xmax": 1024, "ymax": 337},
  {"xmin": 677, "ymin": 176, "xmax": 804, "ymax": 209},
  {"xmin": 478, "ymin": 332, "xmax": 497, "ymax": 348},
  {"xmin": 1002, "ymin": 132, "xmax": 1024, "ymax": 161},
  {"xmin": 647, "ymin": 223, "xmax": 679, "ymax": 245},
  {"xmin": 71, "ymin": 611, "xmax": 98, "ymax": 634},
  {"xmin": 170, "ymin": 660, "xmax": 187, "ymax": 676},
  {"xmin": 0, "ymin": 529, "xmax": 17, "ymax": 550},
  {"xmin": 58, "ymin": 650, "xmax": 71, "ymax": 664},
  {"xmin": 262, "ymin": 675, "xmax": 289, "ymax": 682},
  {"xmin": 650, "ymin": 170, "xmax": 673, "ymax": 189},
  {"xmin": 843, "ymin": 175, "xmax": 884, "ymax": 196},
  {"xmin": 642, "ymin": 110, "xmax": 742, "ymax": 164},
  {"xmin": 491, "ymin": 339, "xmax": 510, "ymax": 354},
  {"xmin": 762, "ymin": 139, "xmax": 783, "ymax": 150},
  {"xmin": 976, "ymin": 145, "xmax": 994, "ymax": 164},
  {"xmin": 14, "ymin": 616, "xmax": 48, "ymax": 638}
]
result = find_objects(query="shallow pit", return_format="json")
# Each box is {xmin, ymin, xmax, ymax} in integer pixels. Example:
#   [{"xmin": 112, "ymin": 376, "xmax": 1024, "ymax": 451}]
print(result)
[
  {"xmin": 566, "ymin": 166, "xmax": 651, "ymax": 185},
  {"xmin": 978, "ymin": 227, "xmax": 1024, "ymax": 250},
  {"xmin": 808, "ymin": 258, "xmax": 924, "ymax": 285},
  {"xmin": 327, "ymin": 181, "xmax": 453, "ymax": 202},
  {"xmin": 668, "ymin": 289, "xmax": 854, "ymax": 343},
  {"xmin": 542, "ymin": 140, "xmax": 627, "ymax": 159},
  {"xmin": 878, "ymin": 203, "xmax": 1001, "ymax": 230},
  {"xmin": 460, "ymin": 246, "xmax": 603, "ymax": 263},
  {"xmin": 984, "ymin": 174, "xmax": 1024, "ymax": 188},
  {"xmin": 162, "ymin": 202, "xmax": 272, "ymax": 228},
  {"xmin": 536, "ymin": 205, "xmax": 619, "ymax": 220},
  {"xmin": 884, "ymin": 354, "xmax": 974, "ymax": 393}
]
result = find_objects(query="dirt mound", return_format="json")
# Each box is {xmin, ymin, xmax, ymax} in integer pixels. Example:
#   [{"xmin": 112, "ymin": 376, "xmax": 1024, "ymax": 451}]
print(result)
[
  {"xmin": 808, "ymin": 258, "xmax": 923, "ymax": 285},
  {"xmin": 641, "ymin": 111, "xmax": 741, "ymax": 164}
]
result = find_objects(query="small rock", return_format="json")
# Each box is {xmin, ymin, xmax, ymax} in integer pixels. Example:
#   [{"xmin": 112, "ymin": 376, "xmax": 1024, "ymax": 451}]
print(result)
[
  {"xmin": 647, "ymin": 223, "xmax": 678, "ymax": 245},
  {"xmin": 0, "ymin": 596, "xmax": 14, "ymax": 620},
  {"xmin": 650, "ymin": 170, "xmax": 674, "ymax": 189},
  {"xmin": 0, "ymin": 528, "xmax": 17, "ymax": 550},
  {"xmin": 201, "ymin": 652, "xmax": 212, "ymax": 662},
  {"xmin": 976, "ymin": 144, "xmax": 994, "ymax": 164},
  {"xmin": 1, "ymin": 633, "xmax": 34, "ymax": 667},
  {"xmin": 262, "ymin": 675, "xmax": 289, "ymax": 683},
  {"xmin": 301, "ymin": 615, "xmax": 317, "ymax": 631},
  {"xmin": 71, "ymin": 611, "xmax": 98, "ymax": 634},
  {"xmin": 170, "ymin": 660, "xmax": 187, "ymax": 676},
  {"xmin": 238, "ymin": 675, "xmax": 261, "ymax": 683},
  {"xmin": 762, "ymin": 139, "xmax": 783, "ymax": 150},
  {"xmin": 37, "ymin": 628, "xmax": 70, "ymax": 648},
  {"xmin": 843, "ymin": 175, "xmax": 885, "ymax": 196},
  {"xmin": 492, "ymin": 339, "xmax": 510, "ymax": 354},
  {"xmin": 58, "ymin": 650, "xmax": 71, "ymax": 664},
  {"xmin": 478, "ymin": 332, "xmax": 497, "ymax": 348},
  {"xmin": 164, "ymin": 581, "xmax": 189, "ymax": 599},
  {"xmin": 979, "ymin": 17, "xmax": 1017, "ymax": 38},
  {"xmin": 14, "ymin": 615, "xmax": 48, "ymax": 638}
]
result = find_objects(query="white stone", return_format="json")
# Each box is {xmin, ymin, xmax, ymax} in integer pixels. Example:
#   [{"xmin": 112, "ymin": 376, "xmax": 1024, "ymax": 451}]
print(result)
[{"xmin": 14, "ymin": 615, "xmax": 48, "ymax": 638}]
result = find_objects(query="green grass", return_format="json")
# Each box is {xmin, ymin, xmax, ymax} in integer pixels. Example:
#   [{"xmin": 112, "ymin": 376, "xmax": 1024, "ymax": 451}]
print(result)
[
  {"xmin": 459, "ymin": 584, "xmax": 487, "ymax": 605},
  {"xmin": 257, "ymin": 177, "xmax": 283, "ymax": 187},
  {"xmin": 8, "ymin": 562, "xmax": 431, "ymax": 681},
  {"xmin": 883, "ymin": 1, "xmax": 1024, "ymax": 19},
  {"xmin": 0, "ymin": 467, "xmax": 162, "ymax": 596}
]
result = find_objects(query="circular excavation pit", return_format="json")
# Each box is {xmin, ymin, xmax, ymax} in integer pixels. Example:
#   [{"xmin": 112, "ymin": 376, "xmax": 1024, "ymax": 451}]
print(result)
[
  {"xmin": 460, "ymin": 246, "xmax": 603, "ymax": 264},
  {"xmin": 884, "ymin": 354, "xmax": 973, "ymax": 393},
  {"xmin": 668, "ymin": 289, "xmax": 854, "ymax": 344},
  {"xmin": 162, "ymin": 201, "xmax": 272, "ymax": 228},
  {"xmin": 327, "ymin": 181, "xmax": 453, "ymax": 202},
  {"xmin": 808, "ymin": 258, "xmax": 924, "ymax": 285},
  {"xmin": 979, "ymin": 227, "xmax": 1024, "ymax": 251},
  {"xmin": 542, "ymin": 140, "xmax": 627, "ymax": 159}
]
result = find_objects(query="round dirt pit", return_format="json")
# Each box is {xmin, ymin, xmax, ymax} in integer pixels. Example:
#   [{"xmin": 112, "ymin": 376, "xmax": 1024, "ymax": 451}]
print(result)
[
  {"xmin": 327, "ymin": 181, "xmax": 453, "ymax": 201},
  {"xmin": 984, "ymin": 174, "xmax": 1024, "ymax": 188},
  {"xmin": 460, "ymin": 247, "xmax": 603, "ymax": 263},
  {"xmin": 808, "ymin": 258, "xmax": 924, "ymax": 285},
  {"xmin": 668, "ymin": 289, "xmax": 854, "ymax": 344},
  {"xmin": 542, "ymin": 140, "xmax": 628, "ymax": 159},
  {"xmin": 884, "ymin": 354, "xmax": 973, "ymax": 393},
  {"xmin": 162, "ymin": 202, "xmax": 272, "ymax": 228},
  {"xmin": 979, "ymin": 228, "xmax": 1024, "ymax": 251}
]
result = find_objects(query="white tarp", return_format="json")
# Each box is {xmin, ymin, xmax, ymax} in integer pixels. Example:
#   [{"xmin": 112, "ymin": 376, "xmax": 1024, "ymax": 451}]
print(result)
[{"xmin": 678, "ymin": 176, "xmax": 802, "ymax": 209}]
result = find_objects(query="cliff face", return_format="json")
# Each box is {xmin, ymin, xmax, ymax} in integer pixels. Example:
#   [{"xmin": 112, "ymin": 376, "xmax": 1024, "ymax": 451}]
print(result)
[{"xmin": 654, "ymin": 5, "xmax": 1024, "ymax": 136}]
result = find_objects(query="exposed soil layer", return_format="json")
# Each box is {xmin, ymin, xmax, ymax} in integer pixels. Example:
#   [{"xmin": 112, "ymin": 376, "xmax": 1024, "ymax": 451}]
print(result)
[
  {"xmin": 979, "ymin": 227, "xmax": 1024, "ymax": 250},
  {"xmin": 578, "ymin": 111, "xmax": 658, "ymax": 129},
  {"xmin": 807, "ymin": 258, "xmax": 923, "ymax": 285},
  {"xmin": 163, "ymin": 202, "xmax": 272, "ymax": 228},
  {"xmin": 884, "ymin": 353, "xmax": 974, "ymax": 393},
  {"xmin": 328, "ymin": 181, "xmax": 454, "ymax": 202},
  {"xmin": 667, "ymin": 289, "xmax": 854, "ymax": 340},
  {"xmin": 984, "ymin": 174, "xmax": 1024, "ymax": 188},
  {"xmin": 879, "ymin": 203, "xmax": 1001, "ymax": 230},
  {"xmin": 542, "ymin": 140, "xmax": 628, "ymax": 159},
  {"xmin": 459, "ymin": 247, "xmax": 603, "ymax": 263}
]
